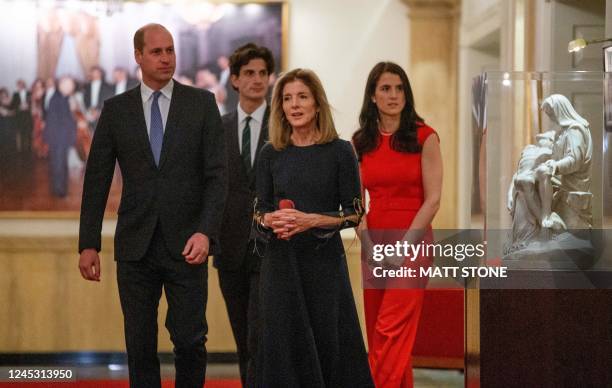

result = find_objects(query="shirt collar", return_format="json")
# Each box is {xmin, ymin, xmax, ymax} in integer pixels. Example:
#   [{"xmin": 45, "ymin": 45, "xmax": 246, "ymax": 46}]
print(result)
[
  {"xmin": 237, "ymin": 100, "xmax": 267, "ymax": 125},
  {"xmin": 140, "ymin": 79, "xmax": 174, "ymax": 103}
]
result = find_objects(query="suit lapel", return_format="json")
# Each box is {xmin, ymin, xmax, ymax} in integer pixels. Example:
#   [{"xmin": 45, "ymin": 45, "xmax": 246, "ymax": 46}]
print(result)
[
  {"xmin": 229, "ymin": 110, "xmax": 252, "ymax": 183},
  {"xmin": 128, "ymin": 86, "xmax": 157, "ymax": 168},
  {"xmin": 252, "ymin": 106, "xmax": 270, "ymax": 169},
  {"xmin": 227, "ymin": 111, "xmax": 242, "ymax": 161},
  {"xmin": 248, "ymin": 106, "xmax": 270, "ymax": 186}
]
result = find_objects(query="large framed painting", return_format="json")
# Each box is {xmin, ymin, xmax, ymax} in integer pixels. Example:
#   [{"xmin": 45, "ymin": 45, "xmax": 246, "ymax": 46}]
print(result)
[{"xmin": 0, "ymin": 0, "xmax": 287, "ymax": 217}]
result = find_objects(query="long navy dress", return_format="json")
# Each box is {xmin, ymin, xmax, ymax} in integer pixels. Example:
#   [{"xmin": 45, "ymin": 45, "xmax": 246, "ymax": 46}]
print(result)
[{"xmin": 255, "ymin": 139, "xmax": 374, "ymax": 387}]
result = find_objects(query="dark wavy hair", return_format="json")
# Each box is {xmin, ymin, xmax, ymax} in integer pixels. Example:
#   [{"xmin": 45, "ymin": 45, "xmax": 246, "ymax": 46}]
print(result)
[
  {"xmin": 352, "ymin": 62, "xmax": 423, "ymax": 160},
  {"xmin": 228, "ymin": 43, "xmax": 275, "ymax": 91}
]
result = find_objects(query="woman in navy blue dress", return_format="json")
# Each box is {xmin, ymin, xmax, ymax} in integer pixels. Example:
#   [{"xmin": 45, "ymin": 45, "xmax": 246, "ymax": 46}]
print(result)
[{"xmin": 254, "ymin": 68, "xmax": 373, "ymax": 387}]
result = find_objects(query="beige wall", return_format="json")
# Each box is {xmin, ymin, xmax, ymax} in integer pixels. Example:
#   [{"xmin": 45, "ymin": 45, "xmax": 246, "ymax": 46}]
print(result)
[
  {"xmin": 286, "ymin": 0, "xmax": 410, "ymax": 139},
  {"xmin": 404, "ymin": 0, "xmax": 460, "ymax": 228},
  {"xmin": 0, "ymin": 235, "xmax": 365, "ymax": 352}
]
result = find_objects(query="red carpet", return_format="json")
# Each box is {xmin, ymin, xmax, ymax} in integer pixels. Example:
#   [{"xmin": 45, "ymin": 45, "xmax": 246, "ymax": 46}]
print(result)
[{"xmin": 0, "ymin": 380, "xmax": 241, "ymax": 387}]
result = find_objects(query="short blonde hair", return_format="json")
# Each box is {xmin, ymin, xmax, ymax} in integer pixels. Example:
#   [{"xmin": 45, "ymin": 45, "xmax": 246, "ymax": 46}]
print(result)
[{"xmin": 269, "ymin": 68, "xmax": 338, "ymax": 150}]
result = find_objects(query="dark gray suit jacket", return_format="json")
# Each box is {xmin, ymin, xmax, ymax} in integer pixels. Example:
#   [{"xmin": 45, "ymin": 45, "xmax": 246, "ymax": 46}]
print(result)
[
  {"xmin": 83, "ymin": 81, "xmax": 114, "ymax": 110},
  {"xmin": 79, "ymin": 81, "xmax": 227, "ymax": 261},
  {"xmin": 214, "ymin": 107, "xmax": 269, "ymax": 271}
]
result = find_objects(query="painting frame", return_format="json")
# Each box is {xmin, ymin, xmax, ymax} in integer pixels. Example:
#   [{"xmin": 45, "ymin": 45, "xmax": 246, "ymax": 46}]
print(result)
[{"xmin": 0, "ymin": 0, "xmax": 289, "ymax": 219}]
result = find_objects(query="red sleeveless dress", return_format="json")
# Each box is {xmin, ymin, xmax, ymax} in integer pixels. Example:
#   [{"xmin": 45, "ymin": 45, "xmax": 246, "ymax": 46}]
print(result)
[{"xmin": 360, "ymin": 124, "xmax": 437, "ymax": 388}]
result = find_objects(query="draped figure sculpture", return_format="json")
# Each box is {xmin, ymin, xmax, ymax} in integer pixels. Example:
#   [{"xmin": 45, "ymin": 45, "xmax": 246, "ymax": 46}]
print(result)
[
  {"xmin": 507, "ymin": 130, "xmax": 555, "ymax": 249},
  {"xmin": 507, "ymin": 94, "xmax": 592, "ymax": 253}
]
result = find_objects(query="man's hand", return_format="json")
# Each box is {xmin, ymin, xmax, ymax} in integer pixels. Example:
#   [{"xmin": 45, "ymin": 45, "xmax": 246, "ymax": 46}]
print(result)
[
  {"xmin": 79, "ymin": 248, "xmax": 101, "ymax": 281},
  {"xmin": 182, "ymin": 233, "xmax": 209, "ymax": 265}
]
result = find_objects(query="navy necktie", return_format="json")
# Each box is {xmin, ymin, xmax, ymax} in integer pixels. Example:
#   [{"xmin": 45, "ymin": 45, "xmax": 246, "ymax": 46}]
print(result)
[
  {"xmin": 242, "ymin": 116, "xmax": 252, "ymax": 172},
  {"xmin": 150, "ymin": 91, "xmax": 163, "ymax": 166}
]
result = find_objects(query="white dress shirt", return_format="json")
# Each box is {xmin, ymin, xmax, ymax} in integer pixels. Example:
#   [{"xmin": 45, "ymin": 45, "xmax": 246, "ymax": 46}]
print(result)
[
  {"xmin": 115, "ymin": 79, "xmax": 127, "ymax": 96},
  {"xmin": 44, "ymin": 88, "xmax": 55, "ymax": 110},
  {"xmin": 90, "ymin": 79, "xmax": 101, "ymax": 108},
  {"xmin": 237, "ymin": 101, "xmax": 267, "ymax": 166},
  {"xmin": 141, "ymin": 79, "xmax": 173, "ymax": 136},
  {"xmin": 19, "ymin": 89, "xmax": 28, "ymax": 110}
]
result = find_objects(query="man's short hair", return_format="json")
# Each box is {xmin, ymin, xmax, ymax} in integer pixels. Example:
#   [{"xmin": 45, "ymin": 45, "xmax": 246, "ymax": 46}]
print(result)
[
  {"xmin": 229, "ymin": 43, "xmax": 275, "ymax": 79},
  {"xmin": 133, "ymin": 23, "xmax": 168, "ymax": 52}
]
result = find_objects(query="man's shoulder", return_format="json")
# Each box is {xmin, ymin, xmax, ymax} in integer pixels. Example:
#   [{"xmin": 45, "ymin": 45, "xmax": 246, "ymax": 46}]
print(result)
[
  {"xmin": 101, "ymin": 89, "xmax": 132, "ymax": 110},
  {"xmin": 104, "ymin": 84, "xmax": 141, "ymax": 105}
]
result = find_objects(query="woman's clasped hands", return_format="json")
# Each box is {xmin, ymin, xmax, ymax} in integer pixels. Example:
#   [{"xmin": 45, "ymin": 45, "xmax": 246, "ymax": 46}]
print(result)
[{"xmin": 264, "ymin": 209, "xmax": 316, "ymax": 240}]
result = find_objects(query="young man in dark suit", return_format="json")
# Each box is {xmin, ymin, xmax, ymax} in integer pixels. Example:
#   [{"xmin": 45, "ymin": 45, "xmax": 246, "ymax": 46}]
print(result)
[
  {"xmin": 78, "ymin": 23, "xmax": 226, "ymax": 388},
  {"xmin": 215, "ymin": 43, "xmax": 274, "ymax": 387}
]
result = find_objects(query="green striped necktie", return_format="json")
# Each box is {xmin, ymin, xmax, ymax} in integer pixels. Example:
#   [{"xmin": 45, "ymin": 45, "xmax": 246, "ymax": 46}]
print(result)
[{"xmin": 242, "ymin": 116, "xmax": 252, "ymax": 172}]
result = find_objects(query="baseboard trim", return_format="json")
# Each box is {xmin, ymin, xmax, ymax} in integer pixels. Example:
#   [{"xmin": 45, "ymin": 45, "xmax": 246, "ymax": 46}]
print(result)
[
  {"xmin": 413, "ymin": 356, "xmax": 464, "ymax": 370},
  {"xmin": 0, "ymin": 352, "xmax": 238, "ymax": 366}
]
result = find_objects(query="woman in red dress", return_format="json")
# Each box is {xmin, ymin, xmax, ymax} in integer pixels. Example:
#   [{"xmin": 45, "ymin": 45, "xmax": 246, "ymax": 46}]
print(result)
[{"xmin": 352, "ymin": 62, "xmax": 443, "ymax": 388}]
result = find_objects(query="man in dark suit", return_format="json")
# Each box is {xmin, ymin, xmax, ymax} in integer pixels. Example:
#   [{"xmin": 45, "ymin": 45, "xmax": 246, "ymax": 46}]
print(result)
[
  {"xmin": 78, "ymin": 24, "xmax": 226, "ymax": 388},
  {"xmin": 215, "ymin": 43, "xmax": 274, "ymax": 387},
  {"xmin": 10, "ymin": 79, "xmax": 32, "ymax": 153},
  {"xmin": 82, "ymin": 65, "xmax": 113, "ymax": 131}
]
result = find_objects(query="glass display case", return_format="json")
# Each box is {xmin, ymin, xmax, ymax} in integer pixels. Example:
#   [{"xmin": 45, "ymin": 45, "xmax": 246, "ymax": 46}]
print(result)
[{"xmin": 473, "ymin": 71, "xmax": 612, "ymax": 286}]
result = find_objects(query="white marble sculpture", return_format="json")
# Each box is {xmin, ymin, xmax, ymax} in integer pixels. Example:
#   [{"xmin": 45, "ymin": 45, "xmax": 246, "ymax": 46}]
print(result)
[
  {"xmin": 506, "ymin": 94, "xmax": 592, "ymax": 253},
  {"xmin": 507, "ymin": 130, "xmax": 555, "ymax": 246}
]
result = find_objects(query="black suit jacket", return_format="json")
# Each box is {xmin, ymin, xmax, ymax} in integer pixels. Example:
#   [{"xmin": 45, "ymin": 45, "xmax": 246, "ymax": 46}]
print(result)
[
  {"xmin": 83, "ymin": 81, "xmax": 114, "ymax": 110},
  {"xmin": 10, "ymin": 91, "xmax": 32, "ymax": 129},
  {"xmin": 214, "ymin": 107, "xmax": 269, "ymax": 271},
  {"xmin": 10, "ymin": 91, "xmax": 31, "ymax": 111},
  {"xmin": 79, "ymin": 81, "xmax": 227, "ymax": 262}
]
